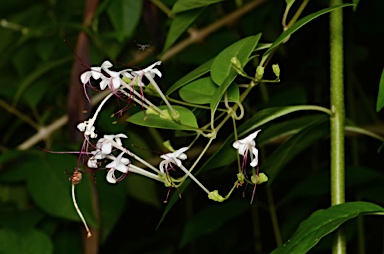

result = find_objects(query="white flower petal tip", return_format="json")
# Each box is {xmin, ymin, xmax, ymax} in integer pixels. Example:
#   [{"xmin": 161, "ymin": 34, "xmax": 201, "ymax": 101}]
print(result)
[
  {"xmin": 233, "ymin": 130, "xmax": 261, "ymax": 167},
  {"xmin": 159, "ymin": 147, "xmax": 189, "ymax": 172}
]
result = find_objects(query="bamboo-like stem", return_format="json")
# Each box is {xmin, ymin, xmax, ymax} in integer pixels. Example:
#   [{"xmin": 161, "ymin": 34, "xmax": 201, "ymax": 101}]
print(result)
[{"xmin": 330, "ymin": 0, "xmax": 346, "ymax": 253}]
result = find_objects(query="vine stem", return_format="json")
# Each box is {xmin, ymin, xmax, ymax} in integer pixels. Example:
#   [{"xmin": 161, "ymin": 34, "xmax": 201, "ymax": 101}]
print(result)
[{"xmin": 330, "ymin": 0, "xmax": 346, "ymax": 253}]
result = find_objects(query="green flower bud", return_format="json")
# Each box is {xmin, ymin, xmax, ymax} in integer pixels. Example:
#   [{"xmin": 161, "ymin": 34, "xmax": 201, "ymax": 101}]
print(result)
[
  {"xmin": 258, "ymin": 173, "xmax": 268, "ymax": 184},
  {"xmin": 231, "ymin": 57, "xmax": 242, "ymax": 69},
  {"xmin": 251, "ymin": 172, "xmax": 268, "ymax": 184},
  {"xmin": 208, "ymin": 190, "xmax": 225, "ymax": 202},
  {"xmin": 237, "ymin": 172, "xmax": 245, "ymax": 183},
  {"xmin": 272, "ymin": 64, "xmax": 280, "ymax": 78},
  {"xmin": 256, "ymin": 66, "xmax": 264, "ymax": 80}
]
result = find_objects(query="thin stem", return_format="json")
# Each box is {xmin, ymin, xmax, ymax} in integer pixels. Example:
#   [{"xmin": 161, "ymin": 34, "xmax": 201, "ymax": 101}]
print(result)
[
  {"xmin": 120, "ymin": 81, "xmax": 163, "ymax": 115},
  {"xmin": 72, "ymin": 184, "xmax": 92, "ymax": 238},
  {"xmin": 130, "ymin": 164, "xmax": 163, "ymax": 182},
  {"xmin": 179, "ymin": 164, "xmax": 210, "ymax": 194},
  {"xmin": 145, "ymin": 73, "xmax": 178, "ymax": 118},
  {"xmin": 150, "ymin": 0, "xmax": 174, "ymax": 18},
  {"xmin": 160, "ymin": 0, "xmax": 266, "ymax": 61},
  {"xmin": 0, "ymin": 99, "xmax": 41, "ymax": 130},
  {"xmin": 286, "ymin": 0, "xmax": 310, "ymax": 28},
  {"xmin": 330, "ymin": 0, "xmax": 346, "ymax": 253}
]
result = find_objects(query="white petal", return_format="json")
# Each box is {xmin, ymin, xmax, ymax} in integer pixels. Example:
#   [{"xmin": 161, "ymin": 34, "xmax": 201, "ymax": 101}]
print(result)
[
  {"xmin": 80, "ymin": 71, "xmax": 92, "ymax": 84},
  {"xmin": 115, "ymin": 163, "xmax": 128, "ymax": 173},
  {"xmin": 101, "ymin": 142, "xmax": 112, "ymax": 155},
  {"xmin": 100, "ymin": 79, "xmax": 109, "ymax": 90},
  {"xmin": 106, "ymin": 169, "xmax": 117, "ymax": 184},
  {"xmin": 77, "ymin": 122, "xmax": 87, "ymax": 132},
  {"xmin": 150, "ymin": 68, "xmax": 162, "ymax": 78},
  {"xmin": 250, "ymin": 147, "xmax": 259, "ymax": 167},
  {"xmin": 91, "ymin": 67, "xmax": 102, "ymax": 80},
  {"xmin": 111, "ymin": 77, "xmax": 121, "ymax": 89},
  {"xmin": 159, "ymin": 160, "xmax": 166, "ymax": 173},
  {"xmin": 87, "ymin": 158, "xmax": 98, "ymax": 168},
  {"xmin": 122, "ymin": 71, "xmax": 133, "ymax": 78},
  {"xmin": 101, "ymin": 60, "xmax": 113, "ymax": 69}
]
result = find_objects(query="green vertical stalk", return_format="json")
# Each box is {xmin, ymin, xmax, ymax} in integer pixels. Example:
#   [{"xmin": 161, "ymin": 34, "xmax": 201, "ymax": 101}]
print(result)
[{"xmin": 330, "ymin": 0, "xmax": 346, "ymax": 253}]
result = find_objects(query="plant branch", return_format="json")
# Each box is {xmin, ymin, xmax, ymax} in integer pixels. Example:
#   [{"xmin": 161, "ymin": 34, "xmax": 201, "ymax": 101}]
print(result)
[
  {"xmin": 330, "ymin": 0, "xmax": 346, "ymax": 253},
  {"xmin": 160, "ymin": 0, "xmax": 267, "ymax": 61}
]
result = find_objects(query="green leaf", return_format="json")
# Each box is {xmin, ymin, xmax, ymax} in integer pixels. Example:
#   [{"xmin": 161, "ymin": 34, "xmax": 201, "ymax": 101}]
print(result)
[
  {"xmin": 264, "ymin": 4, "xmax": 354, "ymax": 56},
  {"xmin": 262, "ymin": 119, "xmax": 329, "ymax": 185},
  {"xmin": 106, "ymin": 0, "xmax": 143, "ymax": 42},
  {"xmin": 26, "ymin": 153, "xmax": 97, "ymax": 226},
  {"xmin": 127, "ymin": 105, "xmax": 198, "ymax": 130},
  {"xmin": 172, "ymin": 0, "xmax": 223, "ymax": 13},
  {"xmin": 12, "ymin": 57, "xmax": 71, "ymax": 106},
  {"xmin": 179, "ymin": 77, "xmax": 239, "ymax": 104},
  {"xmin": 210, "ymin": 34, "xmax": 261, "ymax": 113},
  {"xmin": 211, "ymin": 34, "xmax": 261, "ymax": 86},
  {"xmin": 127, "ymin": 174, "xmax": 162, "ymax": 208},
  {"xmin": 209, "ymin": 75, "xmax": 235, "ymax": 113},
  {"xmin": 166, "ymin": 58, "xmax": 213, "ymax": 95},
  {"xmin": 0, "ymin": 228, "xmax": 53, "ymax": 254},
  {"xmin": 97, "ymin": 171, "xmax": 127, "ymax": 243},
  {"xmin": 163, "ymin": 8, "xmax": 204, "ymax": 52},
  {"xmin": 376, "ymin": 67, "xmax": 384, "ymax": 111},
  {"xmin": 179, "ymin": 199, "xmax": 249, "ymax": 247},
  {"xmin": 271, "ymin": 202, "xmax": 384, "ymax": 254}
]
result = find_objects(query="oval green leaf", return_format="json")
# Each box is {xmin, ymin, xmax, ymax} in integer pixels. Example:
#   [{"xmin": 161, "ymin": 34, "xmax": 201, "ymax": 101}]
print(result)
[
  {"xmin": 179, "ymin": 77, "xmax": 239, "ymax": 104},
  {"xmin": 163, "ymin": 8, "xmax": 205, "ymax": 52},
  {"xmin": 127, "ymin": 105, "xmax": 198, "ymax": 130},
  {"xmin": 211, "ymin": 34, "xmax": 261, "ymax": 86},
  {"xmin": 166, "ymin": 58, "xmax": 213, "ymax": 95},
  {"xmin": 106, "ymin": 0, "xmax": 142, "ymax": 42},
  {"xmin": 271, "ymin": 202, "xmax": 384, "ymax": 254}
]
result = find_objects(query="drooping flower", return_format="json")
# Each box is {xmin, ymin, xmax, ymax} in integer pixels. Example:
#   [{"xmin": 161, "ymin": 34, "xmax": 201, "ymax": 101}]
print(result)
[
  {"xmin": 233, "ymin": 130, "xmax": 261, "ymax": 168},
  {"xmin": 159, "ymin": 147, "xmax": 188, "ymax": 173},
  {"xmin": 96, "ymin": 134, "xmax": 128, "ymax": 155},
  {"xmin": 80, "ymin": 60, "xmax": 133, "ymax": 91},
  {"xmin": 106, "ymin": 152, "xmax": 130, "ymax": 184},
  {"xmin": 131, "ymin": 61, "xmax": 162, "ymax": 86}
]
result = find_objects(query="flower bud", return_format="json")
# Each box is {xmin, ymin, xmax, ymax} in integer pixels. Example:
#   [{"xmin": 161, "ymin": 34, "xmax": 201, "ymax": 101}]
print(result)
[
  {"xmin": 272, "ymin": 64, "xmax": 280, "ymax": 78},
  {"xmin": 208, "ymin": 190, "xmax": 225, "ymax": 202},
  {"xmin": 231, "ymin": 57, "xmax": 242, "ymax": 69},
  {"xmin": 256, "ymin": 66, "xmax": 264, "ymax": 80}
]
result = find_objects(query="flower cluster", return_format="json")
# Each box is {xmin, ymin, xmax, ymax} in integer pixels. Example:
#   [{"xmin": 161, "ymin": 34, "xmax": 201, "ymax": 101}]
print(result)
[{"xmin": 71, "ymin": 60, "xmax": 268, "ymax": 211}]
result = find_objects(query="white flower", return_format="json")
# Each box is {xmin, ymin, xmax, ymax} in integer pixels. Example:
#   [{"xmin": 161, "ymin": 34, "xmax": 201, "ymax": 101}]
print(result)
[
  {"xmin": 233, "ymin": 130, "xmax": 261, "ymax": 167},
  {"xmin": 80, "ymin": 67, "xmax": 104, "ymax": 85},
  {"xmin": 96, "ymin": 134, "xmax": 127, "ymax": 155},
  {"xmin": 106, "ymin": 152, "xmax": 130, "ymax": 184},
  {"xmin": 77, "ymin": 120, "xmax": 97, "ymax": 138},
  {"xmin": 159, "ymin": 147, "xmax": 188, "ymax": 173},
  {"xmin": 87, "ymin": 157, "xmax": 98, "ymax": 168},
  {"xmin": 132, "ymin": 61, "xmax": 162, "ymax": 86}
]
